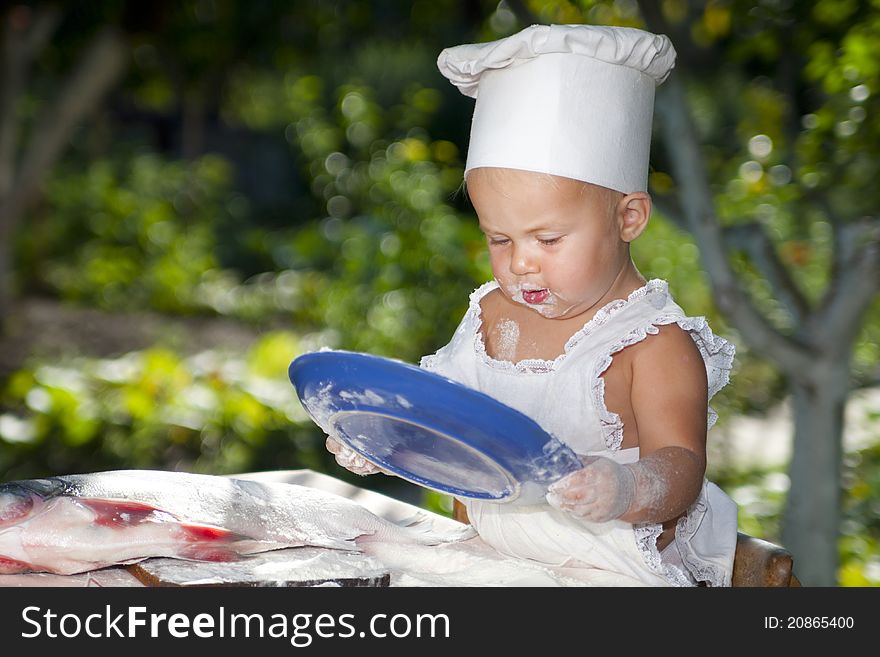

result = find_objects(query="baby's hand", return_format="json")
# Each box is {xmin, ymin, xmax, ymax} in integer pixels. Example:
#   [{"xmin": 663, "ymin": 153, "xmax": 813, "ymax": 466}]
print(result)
[
  {"xmin": 545, "ymin": 456, "xmax": 635, "ymax": 522},
  {"xmin": 325, "ymin": 436, "xmax": 382, "ymax": 476}
]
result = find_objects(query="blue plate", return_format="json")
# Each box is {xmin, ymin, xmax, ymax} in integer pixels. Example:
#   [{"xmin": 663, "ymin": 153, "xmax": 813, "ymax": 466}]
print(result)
[{"xmin": 288, "ymin": 350, "xmax": 583, "ymax": 504}]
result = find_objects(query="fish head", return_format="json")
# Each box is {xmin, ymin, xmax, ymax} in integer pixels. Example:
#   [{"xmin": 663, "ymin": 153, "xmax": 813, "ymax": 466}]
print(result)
[
  {"xmin": 0, "ymin": 484, "xmax": 41, "ymax": 573},
  {"xmin": 0, "ymin": 479, "xmax": 71, "ymax": 573},
  {"xmin": 0, "ymin": 478, "xmax": 67, "ymax": 526},
  {"xmin": 0, "ymin": 484, "xmax": 37, "ymax": 527}
]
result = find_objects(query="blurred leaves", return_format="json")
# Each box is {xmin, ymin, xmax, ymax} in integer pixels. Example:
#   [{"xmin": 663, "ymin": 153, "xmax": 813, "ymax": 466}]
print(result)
[
  {"xmin": 1, "ymin": 0, "xmax": 878, "ymax": 582},
  {"xmin": 0, "ymin": 331, "xmax": 319, "ymax": 479},
  {"xmin": 21, "ymin": 153, "xmax": 235, "ymax": 313}
]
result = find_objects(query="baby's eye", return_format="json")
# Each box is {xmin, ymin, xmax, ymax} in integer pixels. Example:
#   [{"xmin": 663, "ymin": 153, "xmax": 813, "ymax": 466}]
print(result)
[
  {"xmin": 488, "ymin": 237, "xmax": 510, "ymax": 246},
  {"xmin": 537, "ymin": 236, "xmax": 562, "ymax": 246}
]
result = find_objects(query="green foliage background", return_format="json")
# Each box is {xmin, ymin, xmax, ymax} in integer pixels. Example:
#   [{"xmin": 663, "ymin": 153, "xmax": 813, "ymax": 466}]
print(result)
[{"xmin": 0, "ymin": 0, "xmax": 877, "ymax": 584}]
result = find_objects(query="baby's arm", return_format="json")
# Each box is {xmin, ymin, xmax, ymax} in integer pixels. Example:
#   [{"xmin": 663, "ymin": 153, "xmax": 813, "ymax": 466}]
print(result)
[{"xmin": 546, "ymin": 324, "xmax": 708, "ymax": 523}]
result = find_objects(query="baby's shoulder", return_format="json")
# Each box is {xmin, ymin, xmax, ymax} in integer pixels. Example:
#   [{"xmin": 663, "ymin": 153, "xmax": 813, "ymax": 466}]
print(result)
[{"xmin": 626, "ymin": 322, "xmax": 706, "ymax": 384}]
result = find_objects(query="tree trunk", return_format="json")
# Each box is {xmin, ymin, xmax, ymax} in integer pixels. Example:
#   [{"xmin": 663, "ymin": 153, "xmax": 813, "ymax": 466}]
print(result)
[
  {"xmin": 782, "ymin": 369, "xmax": 847, "ymax": 586},
  {"xmin": 0, "ymin": 25, "xmax": 128, "ymax": 333}
]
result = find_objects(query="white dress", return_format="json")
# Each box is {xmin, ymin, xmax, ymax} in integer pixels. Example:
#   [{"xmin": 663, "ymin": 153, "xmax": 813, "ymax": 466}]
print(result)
[{"xmin": 420, "ymin": 279, "xmax": 739, "ymax": 586}]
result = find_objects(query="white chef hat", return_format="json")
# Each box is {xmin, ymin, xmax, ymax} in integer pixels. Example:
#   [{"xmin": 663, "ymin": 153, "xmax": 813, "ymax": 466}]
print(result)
[{"xmin": 437, "ymin": 24, "xmax": 676, "ymax": 194}]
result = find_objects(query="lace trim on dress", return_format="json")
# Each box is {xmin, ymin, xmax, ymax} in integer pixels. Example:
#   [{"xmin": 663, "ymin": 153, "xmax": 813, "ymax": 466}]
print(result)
[
  {"xmin": 665, "ymin": 315, "xmax": 737, "ymax": 430},
  {"xmin": 633, "ymin": 523, "xmax": 695, "ymax": 587},
  {"xmin": 419, "ymin": 281, "xmax": 499, "ymax": 372},
  {"xmin": 634, "ymin": 484, "xmax": 730, "ymax": 587},
  {"xmin": 472, "ymin": 279, "xmax": 670, "ymax": 374},
  {"xmin": 590, "ymin": 311, "xmax": 735, "ymax": 586},
  {"xmin": 592, "ymin": 313, "xmax": 736, "ymax": 450},
  {"xmin": 673, "ymin": 488, "xmax": 731, "ymax": 587}
]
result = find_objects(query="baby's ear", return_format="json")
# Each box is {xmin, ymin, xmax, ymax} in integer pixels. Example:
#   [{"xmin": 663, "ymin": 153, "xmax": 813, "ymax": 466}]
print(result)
[{"xmin": 618, "ymin": 192, "xmax": 651, "ymax": 242}]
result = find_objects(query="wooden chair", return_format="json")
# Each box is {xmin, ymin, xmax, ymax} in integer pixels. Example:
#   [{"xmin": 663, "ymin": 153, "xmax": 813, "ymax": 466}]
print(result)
[
  {"xmin": 451, "ymin": 499, "xmax": 800, "ymax": 587},
  {"xmin": 732, "ymin": 531, "xmax": 800, "ymax": 587}
]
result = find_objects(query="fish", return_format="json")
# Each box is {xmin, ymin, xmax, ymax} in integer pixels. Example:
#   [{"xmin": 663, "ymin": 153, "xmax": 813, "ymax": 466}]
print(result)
[{"xmin": 0, "ymin": 469, "xmax": 475, "ymax": 575}]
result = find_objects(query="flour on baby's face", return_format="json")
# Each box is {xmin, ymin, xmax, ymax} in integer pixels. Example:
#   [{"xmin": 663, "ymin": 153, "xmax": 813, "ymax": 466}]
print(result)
[{"xmin": 504, "ymin": 282, "xmax": 579, "ymax": 319}]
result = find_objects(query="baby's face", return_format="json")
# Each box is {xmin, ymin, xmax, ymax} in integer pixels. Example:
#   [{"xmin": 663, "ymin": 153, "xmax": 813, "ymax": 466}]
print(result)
[{"xmin": 468, "ymin": 167, "xmax": 629, "ymax": 320}]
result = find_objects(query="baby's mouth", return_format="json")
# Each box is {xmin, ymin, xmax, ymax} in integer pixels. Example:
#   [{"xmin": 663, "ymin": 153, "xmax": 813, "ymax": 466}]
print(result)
[{"xmin": 521, "ymin": 288, "xmax": 550, "ymax": 305}]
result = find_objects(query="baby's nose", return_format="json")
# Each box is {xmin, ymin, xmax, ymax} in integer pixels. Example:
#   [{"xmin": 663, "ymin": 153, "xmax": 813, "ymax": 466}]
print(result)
[{"xmin": 509, "ymin": 244, "xmax": 539, "ymax": 275}]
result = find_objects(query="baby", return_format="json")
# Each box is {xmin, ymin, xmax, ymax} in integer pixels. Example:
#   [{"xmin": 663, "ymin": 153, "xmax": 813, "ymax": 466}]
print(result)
[{"xmin": 327, "ymin": 24, "xmax": 738, "ymax": 586}]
